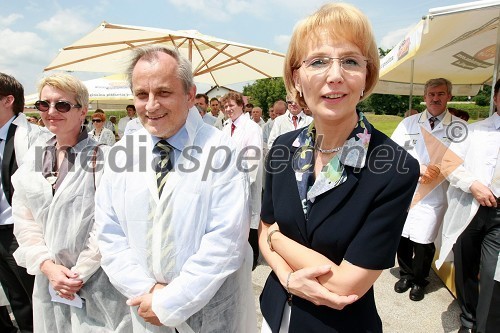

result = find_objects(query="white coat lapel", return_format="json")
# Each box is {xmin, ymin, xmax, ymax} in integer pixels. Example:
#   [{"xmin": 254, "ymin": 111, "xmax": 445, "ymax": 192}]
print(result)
[{"xmin": 51, "ymin": 142, "xmax": 87, "ymax": 203}]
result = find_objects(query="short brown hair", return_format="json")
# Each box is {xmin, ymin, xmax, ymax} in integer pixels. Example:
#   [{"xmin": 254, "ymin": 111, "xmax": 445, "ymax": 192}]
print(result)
[
  {"xmin": 220, "ymin": 91, "xmax": 244, "ymax": 107},
  {"xmin": 0, "ymin": 72, "xmax": 24, "ymax": 115}
]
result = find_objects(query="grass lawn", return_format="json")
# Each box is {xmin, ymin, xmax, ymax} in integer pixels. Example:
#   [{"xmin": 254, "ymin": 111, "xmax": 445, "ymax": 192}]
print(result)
[{"xmin": 364, "ymin": 114, "xmax": 402, "ymax": 137}]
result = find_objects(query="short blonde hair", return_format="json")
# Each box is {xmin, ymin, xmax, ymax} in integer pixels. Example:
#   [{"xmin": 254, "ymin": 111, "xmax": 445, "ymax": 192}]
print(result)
[
  {"xmin": 284, "ymin": 3, "xmax": 380, "ymax": 107},
  {"xmin": 38, "ymin": 73, "xmax": 89, "ymax": 108}
]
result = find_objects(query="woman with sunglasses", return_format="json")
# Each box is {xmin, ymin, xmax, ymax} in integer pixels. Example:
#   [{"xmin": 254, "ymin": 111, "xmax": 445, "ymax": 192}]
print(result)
[
  {"xmin": 89, "ymin": 112, "xmax": 116, "ymax": 146},
  {"xmin": 11, "ymin": 73, "xmax": 131, "ymax": 332},
  {"xmin": 259, "ymin": 3, "xmax": 420, "ymax": 332}
]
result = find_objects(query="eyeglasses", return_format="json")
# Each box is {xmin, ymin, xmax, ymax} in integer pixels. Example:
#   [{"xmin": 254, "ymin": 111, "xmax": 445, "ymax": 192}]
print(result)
[
  {"xmin": 35, "ymin": 100, "xmax": 82, "ymax": 113},
  {"xmin": 286, "ymin": 101, "xmax": 296, "ymax": 105},
  {"xmin": 92, "ymin": 119, "xmax": 102, "ymax": 123},
  {"xmin": 301, "ymin": 55, "xmax": 368, "ymax": 75}
]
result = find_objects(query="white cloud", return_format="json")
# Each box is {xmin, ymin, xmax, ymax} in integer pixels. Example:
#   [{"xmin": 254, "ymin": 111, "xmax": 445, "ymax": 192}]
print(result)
[
  {"xmin": 36, "ymin": 9, "xmax": 94, "ymax": 43},
  {"xmin": 0, "ymin": 28, "xmax": 49, "ymax": 89},
  {"xmin": 168, "ymin": 0, "xmax": 256, "ymax": 21},
  {"xmin": 380, "ymin": 24, "xmax": 415, "ymax": 50},
  {"xmin": 168, "ymin": 0, "xmax": 311, "ymax": 21},
  {"xmin": 271, "ymin": 0, "xmax": 324, "ymax": 16},
  {"xmin": 274, "ymin": 34, "xmax": 291, "ymax": 53},
  {"xmin": 0, "ymin": 29, "xmax": 46, "ymax": 65},
  {"xmin": 0, "ymin": 13, "xmax": 23, "ymax": 27}
]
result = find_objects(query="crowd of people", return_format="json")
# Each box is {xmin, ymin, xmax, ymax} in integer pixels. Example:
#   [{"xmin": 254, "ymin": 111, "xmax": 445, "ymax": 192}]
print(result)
[{"xmin": 0, "ymin": 2, "xmax": 498, "ymax": 333}]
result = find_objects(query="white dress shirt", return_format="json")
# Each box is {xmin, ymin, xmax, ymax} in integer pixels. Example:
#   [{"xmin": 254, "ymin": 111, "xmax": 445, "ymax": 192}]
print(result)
[{"xmin": 0, "ymin": 116, "xmax": 16, "ymax": 225}]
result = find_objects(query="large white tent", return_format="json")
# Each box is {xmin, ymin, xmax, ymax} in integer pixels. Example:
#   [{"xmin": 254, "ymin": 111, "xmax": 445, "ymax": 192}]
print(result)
[
  {"xmin": 25, "ymin": 74, "xmax": 133, "ymax": 110},
  {"xmin": 375, "ymin": 0, "xmax": 500, "ymax": 102}
]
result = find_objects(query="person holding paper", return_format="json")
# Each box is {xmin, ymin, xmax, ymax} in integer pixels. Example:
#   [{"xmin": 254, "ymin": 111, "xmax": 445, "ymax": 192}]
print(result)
[{"xmin": 11, "ymin": 73, "xmax": 131, "ymax": 332}]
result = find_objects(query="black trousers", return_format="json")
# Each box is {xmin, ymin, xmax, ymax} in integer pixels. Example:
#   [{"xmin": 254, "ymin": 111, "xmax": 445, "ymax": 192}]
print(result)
[
  {"xmin": 397, "ymin": 236, "xmax": 435, "ymax": 286},
  {"xmin": 453, "ymin": 205, "xmax": 500, "ymax": 333},
  {"xmin": 0, "ymin": 225, "xmax": 35, "ymax": 333},
  {"xmin": 248, "ymin": 228, "xmax": 259, "ymax": 271}
]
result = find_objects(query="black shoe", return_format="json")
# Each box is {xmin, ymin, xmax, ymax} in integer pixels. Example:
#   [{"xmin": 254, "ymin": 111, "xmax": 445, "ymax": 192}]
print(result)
[
  {"xmin": 458, "ymin": 326, "xmax": 476, "ymax": 333},
  {"xmin": 394, "ymin": 278, "xmax": 412, "ymax": 293},
  {"xmin": 409, "ymin": 284, "xmax": 425, "ymax": 301}
]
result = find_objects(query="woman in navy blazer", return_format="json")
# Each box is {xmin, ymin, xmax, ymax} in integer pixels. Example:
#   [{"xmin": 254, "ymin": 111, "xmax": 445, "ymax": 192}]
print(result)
[{"xmin": 258, "ymin": 3, "xmax": 420, "ymax": 332}]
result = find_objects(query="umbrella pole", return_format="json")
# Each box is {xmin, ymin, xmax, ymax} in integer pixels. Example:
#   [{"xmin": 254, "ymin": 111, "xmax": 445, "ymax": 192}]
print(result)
[
  {"xmin": 408, "ymin": 59, "xmax": 414, "ymax": 113},
  {"xmin": 490, "ymin": 12, "xmax": 500, "ymax": 116}
]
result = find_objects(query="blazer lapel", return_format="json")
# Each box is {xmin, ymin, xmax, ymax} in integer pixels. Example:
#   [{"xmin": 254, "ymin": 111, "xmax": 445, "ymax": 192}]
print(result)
[{"xmin": 306, "ymin": 168, "xmax": 359, "ymax": 235}]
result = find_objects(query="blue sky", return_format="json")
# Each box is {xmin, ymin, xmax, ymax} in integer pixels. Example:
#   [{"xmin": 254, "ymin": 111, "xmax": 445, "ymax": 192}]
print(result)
[{"xmin": 1, "ymin": 0, "xmax": 463, "ymax": 94}]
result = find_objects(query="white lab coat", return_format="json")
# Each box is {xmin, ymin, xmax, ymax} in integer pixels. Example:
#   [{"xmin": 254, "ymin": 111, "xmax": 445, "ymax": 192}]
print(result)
[
  {"xmin": 13, "ymin": 112, "xmax": 48, "ymax": 164},
  {"xmin": 12, "ymin": 133, "xmax": 131, "ymax": 332},
  {"xmin": 267, "ymin": 111, "xmax": 313, "ymax": 149},
  {"xmin": 391, "ymin": 110, "xmax": 466, "ymax": 244},
  {"xmin": 95, "ymin": 107, "xmax": 257, "ymax": 333},
  {"xmin": 436, "ymin": 114, "xmax": 500, "ymax": 268},
  {"xmin": 222, "ymin": 115, "xmax": 263, "ymax": 230}
]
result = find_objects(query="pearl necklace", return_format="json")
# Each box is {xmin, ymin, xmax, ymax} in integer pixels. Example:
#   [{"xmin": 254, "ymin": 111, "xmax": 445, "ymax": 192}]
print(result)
[{"xmin": 315, "ymin": 146, "xmax": 343, "ymax": 154}]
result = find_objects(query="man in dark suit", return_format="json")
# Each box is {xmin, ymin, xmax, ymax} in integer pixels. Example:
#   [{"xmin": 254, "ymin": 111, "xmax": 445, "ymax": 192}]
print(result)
[{"xmin": 0, "ymin": 72, "xmax": 42, "ymax": 333}]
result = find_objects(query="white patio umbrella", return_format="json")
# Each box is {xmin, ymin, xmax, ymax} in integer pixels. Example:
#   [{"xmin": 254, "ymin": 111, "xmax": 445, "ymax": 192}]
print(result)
[
  {"xmin": 375, "ymin": 0, "xmax": 500, "ymax": 105},
  {"xmin": 44, "ymin": 22, "xmax": 285, "ymax": 87}
]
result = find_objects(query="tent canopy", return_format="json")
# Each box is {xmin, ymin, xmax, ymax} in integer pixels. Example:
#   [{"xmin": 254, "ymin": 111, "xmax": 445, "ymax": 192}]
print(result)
[
  {"xmin": 375, "ymin": 0, "xmax": 500, "ymax": 96},
  {"xmin": 25, "ymin": 74, "xmax": 133, "ymax": 109}
]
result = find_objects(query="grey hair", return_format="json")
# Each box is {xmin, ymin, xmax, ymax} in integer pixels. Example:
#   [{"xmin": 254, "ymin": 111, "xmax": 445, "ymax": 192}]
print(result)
[
  {"xmin": 126, "ymin": 45, "xmax": 194, "ymax": 93},
  {"xmin": 424, "ymin": 78, "xmax": 453, "ymax": 95}
]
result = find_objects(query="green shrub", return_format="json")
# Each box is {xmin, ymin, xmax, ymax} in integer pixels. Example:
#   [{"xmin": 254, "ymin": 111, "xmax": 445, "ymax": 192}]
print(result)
[{"xmin": 474, "ymin": 95, "xmax": 489, "ymax": 106}]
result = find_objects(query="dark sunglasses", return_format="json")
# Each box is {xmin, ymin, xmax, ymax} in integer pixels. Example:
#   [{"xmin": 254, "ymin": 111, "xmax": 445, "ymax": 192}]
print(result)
[
  {"xmin": 286, "ymin": 101, "xmax": 296, "ymax": 105},
  {"xmin": 92, "ymin": 119, "xmax": 102, "ymax": 123},
  {"xmin": 35, "ymin": 100, "xmax": 82, "ymax": 113}
]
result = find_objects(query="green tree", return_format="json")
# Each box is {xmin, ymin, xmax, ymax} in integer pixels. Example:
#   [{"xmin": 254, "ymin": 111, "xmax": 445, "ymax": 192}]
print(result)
[
  {"xmin": 242, "ymin": 78, "xmax": 287, "ymax": 114},
  {"xmin": 363, "ymin": 94, "xmax": 423, "ymax": 115},
  {"xmin": 473, "ymin": 85, "xmax": 491, "ymax": 106}
]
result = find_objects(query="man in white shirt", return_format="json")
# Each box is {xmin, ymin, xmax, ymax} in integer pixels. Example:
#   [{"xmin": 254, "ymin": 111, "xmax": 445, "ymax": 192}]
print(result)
[
  {"xmin": 123, "ymin": 117, "xmax": 143, "ymax": 136},
  {"xmin": 436, "ymin": 79, "xmax": 500, "ymax": 333},
  {"xmin": 117, "ymin": 104, "xmax": 136, "ymax": 139},
  {"xmin": 267, "ymin": 98, "xmax": 312, "ymax": 149},
  {"xmin": 0, "ymin": 72, "xmax": 43, "ymax": 332},
  {"xmin": 391, "ymin": 78, "xmax": 465, "ymax": 302},
  {"xmin": 261, "ymin": 105, "xmax": 278, "ymax": 160},
  {"xmin": 195, "ymin": 93, "xmax": 218, "ymax": 128},
  {"xmin": 209, "ymin": 97, "xmax": 224, "ymax": 130},
  {"xmin": 95, "ymin": 46, "xmax": 256, "ymax": 332},
  {"xmin": 222, "ymin": 92, "xmax": 263, "ymax": 271},
  {"xmin": 251, "ymin": 106, "xmax": 266, "ymax": 128}
]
